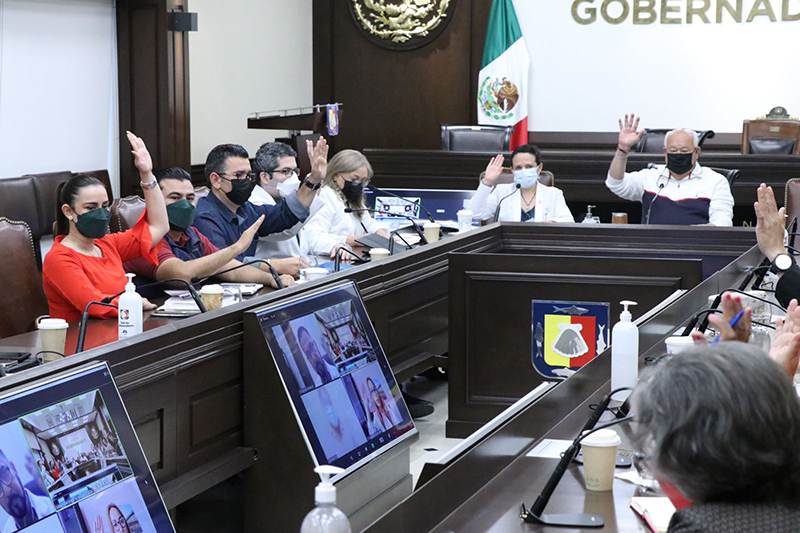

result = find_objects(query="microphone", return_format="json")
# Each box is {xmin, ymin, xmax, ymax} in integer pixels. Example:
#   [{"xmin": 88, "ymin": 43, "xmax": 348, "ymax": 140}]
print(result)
[
  {"xmin": 344, "ymin": 207, "xmax": 428, "ymax": 245},
  {"xmin": 644, "ymin": 168, "xmax": 668, "ymax": 225},
  {"xmin": 190, "ymin": 259, "xmax": 282, "ymax": 289},
  {"xmin": 334, "ymin": 247, "xmax": 367, "ymax": 272},
  {"xmin": 388, "ymin": 229, "xmax": 412, "ymax": 256},
  {"xmin": 367, "ymin": 184, "xmax": 436, "ymax": 224},
  {"xmin": 76, "ymin": 301, "xmax": 119, "ymax": 353},
  {"xmin": 102, "ymin": 278, "xmax": 207, "ymax": 314},
  {"xmin": 520, "ymin": 387, "xmax": 634, "ymax": 528},
  {"xmin": 494, "ymin": 184, "xmax": 520, "ymax": 223}
]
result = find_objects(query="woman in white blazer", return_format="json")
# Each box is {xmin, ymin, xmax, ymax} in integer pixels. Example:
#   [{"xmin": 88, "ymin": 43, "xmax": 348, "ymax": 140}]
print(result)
[
  {"xmin": 301, "ymin": 150, "xmax": 391, "ymax": 258},
  {"xmin": 468, "ymin": 144, "xmax": 574, "ymax": 223}
]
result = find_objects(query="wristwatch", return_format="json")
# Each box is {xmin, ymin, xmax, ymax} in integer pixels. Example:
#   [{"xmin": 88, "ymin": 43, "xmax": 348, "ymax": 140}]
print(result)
[
  {"xmin": 140, "ymin": 180, "xmax": 158, "ymax": 191},
  {"xmin": 771, "ymin": 253, "xmax": 793, "ymax": 273},
  {"xmin": 303, "ymin": 173, "xmax": 322, "ymax": 190}
]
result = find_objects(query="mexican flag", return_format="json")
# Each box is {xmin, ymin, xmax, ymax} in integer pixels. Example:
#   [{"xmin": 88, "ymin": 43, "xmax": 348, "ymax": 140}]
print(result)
[{"xmin": 477, "ymin": 0, "xmax": 530, "ymax": 150}]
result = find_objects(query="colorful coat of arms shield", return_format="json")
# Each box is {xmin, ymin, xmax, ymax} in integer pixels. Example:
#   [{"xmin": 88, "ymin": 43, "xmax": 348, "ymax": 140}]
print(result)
[{"xmin": 531, "ymin": 300, "xmax": 610, "ymax": 380}]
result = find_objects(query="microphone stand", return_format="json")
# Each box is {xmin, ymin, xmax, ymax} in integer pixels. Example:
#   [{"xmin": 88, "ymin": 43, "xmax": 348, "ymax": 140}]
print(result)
[
  {"xmin": 190, "ymin": 259, "xmax": 283, "ymax": 290},
  {"xmin": 388, "ymin": 229, "xmax": 412, "ymax": 256},
  {"xmin": 76, "ymin": 301, "xmax": 119, "ymax": 353},
  {"xmin": 367, "ymin": 184, "xmax": 436, "ymax": 224},
  {"xmin": 520, "ymin": 388, "xmax": 634, "ymax": 528},
  {"xmin": 644, "ymin": 168, "xmax": 668, "ymax": 225},
  {"xmin": 493, "ymin": 184, "xmax": 520, "ymax": 223},
  {"xmin": 344, "ymin": 207, "xmax": 428, "ymax": 246},
  {"xmin": 334, "ymin": 247, "xmax": 367, "ymax": 272},
  {"xmin": 102, "ymin": 278, "xmax": 207, "ymax": 314}
]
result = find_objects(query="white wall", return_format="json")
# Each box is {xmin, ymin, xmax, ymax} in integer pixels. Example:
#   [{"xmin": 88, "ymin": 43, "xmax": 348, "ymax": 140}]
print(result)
[
  {"xmin": 189, "ymin": 0, "xmax": 313, "ymax": 165},
  {"xmin": 513, "ymin": 0, "xmax": 800, "ymax": 133},
  {"xmin": 0, "ymin": 0, "xmax": 119, "ymax": 194}
]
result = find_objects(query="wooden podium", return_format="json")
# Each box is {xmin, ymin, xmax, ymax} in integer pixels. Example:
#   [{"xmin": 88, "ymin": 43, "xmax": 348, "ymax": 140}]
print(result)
[{"xmin": 247, "ymin": 105, "xmax": 342, "ymax": 176}]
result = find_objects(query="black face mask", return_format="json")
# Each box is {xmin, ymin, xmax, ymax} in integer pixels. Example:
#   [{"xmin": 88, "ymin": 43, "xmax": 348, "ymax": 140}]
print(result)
[
  {"xmin": 341, "ymin": 180, "xmax": 364, "ymax": 203},
  {"xmin": 666, "ymin": 152, "xmax": 694, "ymax": 175},
  {"xmin": 167, "ymin": 199, "xmax": 196, "ymax": 232},
  {"xmin": 224, "ymin": 177, "xmax": 257, "ymax": 206},
  {"xmin": 74, "ymin": 208, "xmax": 111, "ymax": 239}
]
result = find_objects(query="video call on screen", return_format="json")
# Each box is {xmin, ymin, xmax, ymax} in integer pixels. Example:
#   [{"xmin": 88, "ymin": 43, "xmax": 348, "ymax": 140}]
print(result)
[
  {"xmin": 258, "ymin": 285, "xmax": 415, "ymax": 472},
  {"xmin": 0, "ymin": 364, "xmax": 172, "ymax": 533}
]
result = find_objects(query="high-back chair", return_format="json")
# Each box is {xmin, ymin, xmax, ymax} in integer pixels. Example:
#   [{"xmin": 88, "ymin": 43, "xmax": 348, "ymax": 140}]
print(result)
[
  {"xmin": 634, "ymin": 129, "xmax": 715, "ymax": 153},
  {"xmin": 0, "ymin": 218, "xmax": 49, "ymax": 338},
  {"xmin": 441, "ymin": 124, "xmax": 513, "ymax": 151},
  {"xmin": 742, "ymin": 120, "xmax": 800, "ymax": 155},
  {"xmin": 110, "ymin": 196, "xmax": 147, "ymax": 232}
]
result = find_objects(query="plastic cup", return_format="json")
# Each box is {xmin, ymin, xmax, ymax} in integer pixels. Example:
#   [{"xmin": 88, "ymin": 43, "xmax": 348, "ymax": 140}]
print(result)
[
  {"xmin": 424, "ymin": 222, "xmax": 441, "ymax": 243},
  {"xmin": 581, "ymin": 428, "xmax": 621, "ymax": 491},
  {"xmin": 200, "ymin": 284, "xmax": 224, "ymax": 311},
  {"xmin": 665, "ymin": 336, "xmax": 695, "ymax": 354},
  {"xmin": 611, "ymin": 213, "xmax": 628, "ymax": 224},
  {"xmin": 369, "ymin": 248, "xmax": 390, "ymax": 261},
  {"xmin": 301, "ymin": 267, "xmax": 328, "ymax": 282},
  {"xmin": 457, "ymin": 210, "xmax": 473, "ymax": 233},
  {"xmin": 37, "ymin": 318, "xmax": 68, "ymax": 361}
]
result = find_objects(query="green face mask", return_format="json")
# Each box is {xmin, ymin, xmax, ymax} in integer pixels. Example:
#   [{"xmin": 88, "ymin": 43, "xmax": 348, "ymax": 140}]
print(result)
[
  {"xmin": 74, "ymin": 208, "xmax": 111, "ymax": 239},
  {"xmin": 166, "ymin": 199, "xmax": 196, "ymax": 232}
]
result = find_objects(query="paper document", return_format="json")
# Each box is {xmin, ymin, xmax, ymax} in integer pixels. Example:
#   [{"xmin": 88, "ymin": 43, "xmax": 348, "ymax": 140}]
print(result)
[
  {"xmin": 630, "ymin": 497, "xmax": 676, "ymax": 533},
  {"xmin": 526, "ymin": 439, "xmax": 573, "ymax": 459}
]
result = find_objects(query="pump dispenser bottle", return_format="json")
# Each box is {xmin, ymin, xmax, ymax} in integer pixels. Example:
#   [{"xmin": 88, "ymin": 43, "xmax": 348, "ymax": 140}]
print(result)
[
  {"xmin": 118, "ymin": 273, "xmax": 143, "ymax": 339},
  {"xmin": 300, "ymin": 465, "xmax": 351, "ymax": 533},
  {"xmin": 611, "ymin": 300, "xmax": 638, "ymax": 401}
]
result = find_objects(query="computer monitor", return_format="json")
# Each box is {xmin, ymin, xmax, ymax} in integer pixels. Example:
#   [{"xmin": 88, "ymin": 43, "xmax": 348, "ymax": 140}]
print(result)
[
  {"xmin": 364, "ymin": 188, "xmax": 477, "ymax": 231},
  {"xmin": 0, "ymin": 362, "xmax": 174, "ymax": 532},
  {"xmin": 251, "ymin": 282, "xmax": 416, "ymax": 481}
]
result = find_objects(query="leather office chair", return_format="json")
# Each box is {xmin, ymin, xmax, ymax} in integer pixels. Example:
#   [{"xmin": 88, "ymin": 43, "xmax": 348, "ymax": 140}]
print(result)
[
  {"xmin": 441, "ymin": 124, "xmax": 513, "ymax": 151},
  {"xmin": 110, "ymin": 196, "xmax": 146, "ymax": 232},
  {"xmin": 482, "ymin": 168, "xmax": 555, "ymax": 187},
  {"xmin": 742, "ymin": 119, "xmax": 800, "ymax": 155},
  {"xmin": 0, "ymin": 218, "xmax": 49, "ymax": 338},
  {"xmin": 785, "ymin": 178, "xmax": 800, "ymax": 227},
  {"xmin": 194, "ymin": 186, "xmax": 211, "ymax": 200},
  {"xmin": 633, "ymin": 129, "xmax": 715, "ymax": 153},
  {"xmin": 645, "ymin": 163, "xmax": 740, "ymax": 186}
]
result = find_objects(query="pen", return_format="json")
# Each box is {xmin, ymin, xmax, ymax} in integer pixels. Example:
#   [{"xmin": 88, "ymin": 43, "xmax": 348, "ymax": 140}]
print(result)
[{"xmin": 711, "ymin": 309, "xmax": 746, "ymax": 345}]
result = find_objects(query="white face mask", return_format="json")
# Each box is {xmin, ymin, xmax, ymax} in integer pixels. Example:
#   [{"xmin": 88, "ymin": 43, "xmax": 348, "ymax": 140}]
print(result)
[
  {"xmin": 513, "ymin": 168, "xmax": 539, "ymax": 189},
  {"xmin": 266, "ymin": 175, "xmax": 301, "ymax": 198}
]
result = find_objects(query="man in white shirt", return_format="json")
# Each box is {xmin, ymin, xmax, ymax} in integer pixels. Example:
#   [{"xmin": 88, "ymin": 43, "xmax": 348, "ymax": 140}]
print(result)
[
  {"xmin": 250, "ymin": 141, "xmax": 323, "ymax": 264},
  {"xmin": 606, "ymin": 114, "xmax": 734, "ymax": 226},
  {"xmin": 0, "ymin": 450, "xmax": 55, "ymax": 532}
]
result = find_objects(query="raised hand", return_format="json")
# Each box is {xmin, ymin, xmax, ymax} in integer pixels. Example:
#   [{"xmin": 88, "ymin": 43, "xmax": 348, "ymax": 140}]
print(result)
[
  {"xmin": 482, "ymin": 154, "xmax": 505, "ymax": 186},
  {"xmin": 233, "ymin": 215, "xmax": 264, "ymax": 256},
  {"xmin": 617, "ymin": 114, "xmax": 645, "ymax": 151},
  {"xmin": 707, "ymin": 292, "xmax": 752, "ymax": 343},
  {"xmin": 306, "ymin": 137, "xmax": 329, "ymax": 185},
  {"xmin": 755, "ymin": 183, "xmax": 787, "ymax": 261},
  {"xmin": 127, "ymin": 131, "xmax": 153, "ymax": 175},
  {"xmin": 770, "ymin": 299, "xmax": 800, "ymax": 376}
]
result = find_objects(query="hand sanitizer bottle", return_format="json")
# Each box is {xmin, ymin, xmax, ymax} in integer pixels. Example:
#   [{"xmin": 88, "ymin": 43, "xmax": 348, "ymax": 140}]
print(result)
[
  {"xmin": 611, "ymin": 300, "xmax": 638, "ymax": 401},
  {"xmin": 582, "ymin": 205, "xmax": 599, "ymax": 224},
  {"xmin": 300, "ymin": 465, "xmax": 351, "ymax": 533},
  {"xmin": 118, "ymin": 273, "xmax": 143, "ymax": 339}
]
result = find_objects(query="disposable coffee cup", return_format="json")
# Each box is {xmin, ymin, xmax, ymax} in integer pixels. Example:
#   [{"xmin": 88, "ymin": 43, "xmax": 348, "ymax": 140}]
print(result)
[
  {"xmin": 200, "ymin": 284, "xmax": 224, "ymax": 311},
  {"xmin": 611, "ymin": 212, "xmax": 628, "ymax": 224},
  {"xmin": 301, "ymin": 267, "xmax": 328, "ymax": 282},
  {"xmin": 581, "ymin": 428, "xmax": 621, "ymax": 491},
  {"xmin": 369, "ymin": 248, "xmax": 390, "ymax": 261},
  {"xmin": 37, "ymin": 318, "xmax": 68, "ymax": 361},
  {"xmin": 665, "ymin": 335, "xmax": 695, "ymax": 354},
  {"xmin": 424, "ymin": 222, "xmax": 441, "ymax": 243},
  {"xmin": 456, "ymin": 210, "xmax": 473, "ymax": 233}
]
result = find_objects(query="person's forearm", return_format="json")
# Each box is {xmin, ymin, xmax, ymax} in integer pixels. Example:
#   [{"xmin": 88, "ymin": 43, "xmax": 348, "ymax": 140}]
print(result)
[
  {"xmin": 157, "ymin": 247, "xmax": 241, "ymax": 282},
  {"xmin": 219, "ymin": 264, "xmax": 274, "ymax": 285},
  {"xmin": 142, "ymin": 172, "xmax": 169, "ymax": 243},
  {"xmin": 608, "ymin": 147, "xmax": 629, "ymax": 180},
  {"xmin": 295, "ymin": 182, "xmax": 317, "ymax": 208}
]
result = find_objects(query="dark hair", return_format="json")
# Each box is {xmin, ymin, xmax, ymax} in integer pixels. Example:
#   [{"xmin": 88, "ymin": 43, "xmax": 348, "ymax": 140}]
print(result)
[
  {"xmin": 631, "ymin": 343, "xmax": 800, "ymax": 504},
  {"xmin": 297, "ymin": 326, "xmax": 311, "ymax": 344},
  {"xmin": 511, "ymin": 144, "xmax": 542, "ymax": 167},
  {"xmin": 55, "ymin": 174, "xmax": 106, "ymax": 236},
  {"xmin": 154, "ymin": 166, "xmax": 191, "ymax": 184},
  {"xmin": 254, "ymin": 142, "xmax": 297, "ymax": 175},
  {"xmin": 204, "ymin": 144, "xmax": 249, "ymax": 187}
]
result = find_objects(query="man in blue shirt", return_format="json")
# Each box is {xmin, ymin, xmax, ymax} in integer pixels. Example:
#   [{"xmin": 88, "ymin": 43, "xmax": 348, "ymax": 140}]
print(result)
[{"xmin": 194, "ymin": 139, "xmax": 328, "ymax": 274}]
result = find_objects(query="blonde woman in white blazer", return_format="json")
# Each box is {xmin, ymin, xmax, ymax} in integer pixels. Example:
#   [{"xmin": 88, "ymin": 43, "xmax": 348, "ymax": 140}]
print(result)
[
  {"xmin": 469, "ymin": 145, "xmax": 574, "ymax": 223},
  {"xmin": 300, "ymin": 150, "xmax": 391, "ymax": 258}
]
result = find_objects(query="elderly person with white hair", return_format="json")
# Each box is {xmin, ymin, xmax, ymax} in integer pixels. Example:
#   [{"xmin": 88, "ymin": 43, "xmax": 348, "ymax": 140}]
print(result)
[{"xmin": 606, "ymin": 114, "xmax": 734, "ymax": 226}]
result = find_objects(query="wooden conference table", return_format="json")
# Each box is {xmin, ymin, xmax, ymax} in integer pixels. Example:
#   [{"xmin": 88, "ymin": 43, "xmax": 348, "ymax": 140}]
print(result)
[{"xmin": 0, "ymin": 223, "xmax": 760, "ymax": 528}]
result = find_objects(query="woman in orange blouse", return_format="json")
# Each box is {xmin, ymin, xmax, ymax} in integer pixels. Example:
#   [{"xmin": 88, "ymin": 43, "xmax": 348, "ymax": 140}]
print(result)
[{"xmin": 43, "ymin": 132, "xmax": 169, "ymax": 322}]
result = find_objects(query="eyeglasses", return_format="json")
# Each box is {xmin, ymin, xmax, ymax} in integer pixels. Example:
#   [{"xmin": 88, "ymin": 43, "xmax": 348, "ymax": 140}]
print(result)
[
  {"xmin": 0, "ymin": 466, "xmax": 13, "ymax": 498},
  {"xmin": 218, "ymin": 171, "xmax": 256, "ymax": 181},
  {"xmin": 272, "ymin": 168, "xmax": 300, "ymax": 177},
  {"xmin": 111, "ymin": 518, "xmax": 128, "ymax": 532}
]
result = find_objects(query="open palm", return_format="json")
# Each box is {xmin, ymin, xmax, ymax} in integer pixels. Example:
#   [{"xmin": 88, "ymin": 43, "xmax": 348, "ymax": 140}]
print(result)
[
  {"xmin": 618, "ymin": 114, "xmax": 644, "ymax": 151},
  {"xmin": 127, "ymin": 131, "xmax": 153, "ymax": 174}
]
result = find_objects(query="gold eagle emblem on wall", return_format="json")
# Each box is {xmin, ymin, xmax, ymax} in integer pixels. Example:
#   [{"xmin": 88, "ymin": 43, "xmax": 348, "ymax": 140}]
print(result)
[{"xmin": 350, "ymin": 0, "xmax": 455, "ymax": 50}]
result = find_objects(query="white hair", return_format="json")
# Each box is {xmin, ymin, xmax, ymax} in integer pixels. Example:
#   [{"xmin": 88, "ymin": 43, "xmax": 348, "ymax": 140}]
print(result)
[{"xmin": 664, "ymin": 128, "xmax": 700, "ymax": 149}]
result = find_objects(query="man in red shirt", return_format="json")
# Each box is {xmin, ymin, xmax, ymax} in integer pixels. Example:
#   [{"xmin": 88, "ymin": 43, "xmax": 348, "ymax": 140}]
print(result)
[{"xmin": 124, "ymin": 167, "xmax": 293, "ymax": 288}]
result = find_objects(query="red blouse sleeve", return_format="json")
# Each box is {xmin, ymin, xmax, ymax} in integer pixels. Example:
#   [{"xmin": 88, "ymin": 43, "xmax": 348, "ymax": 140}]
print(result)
[
  {"xmin": 105, "ymin": 210, "xmax": 160, "ymax": 264},
  {"xmin": 46, "ymin": 253, "xmax": 119, "ymax": 319}
]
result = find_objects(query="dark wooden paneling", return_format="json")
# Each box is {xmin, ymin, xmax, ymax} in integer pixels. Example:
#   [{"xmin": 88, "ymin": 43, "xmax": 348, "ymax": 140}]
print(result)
[{"xmin": 117, "ymin": 0, "xmax": 191, "ymax": 197}]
